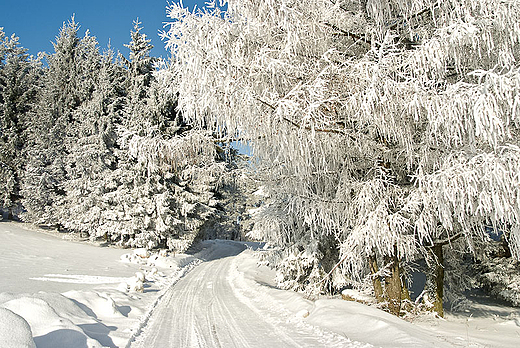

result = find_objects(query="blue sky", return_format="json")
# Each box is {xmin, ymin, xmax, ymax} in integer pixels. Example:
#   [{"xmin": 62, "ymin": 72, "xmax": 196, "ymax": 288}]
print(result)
[{"xmin": 0, "ymin": 0, "xmax": 207, "ymax": 58}]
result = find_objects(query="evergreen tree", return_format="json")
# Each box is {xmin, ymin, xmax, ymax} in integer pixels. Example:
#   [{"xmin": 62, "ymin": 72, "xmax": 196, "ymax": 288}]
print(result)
[
  {"xmin": 77, "ymin": 20, "xmax": 232, "ymax": 251},
  {"xmin": 21, "ymin": 17, "xmax": 100, "ymax": 225},
  {"xmin": 113, "ymin": 58, "xmax": 230, "ymax": 249},
  {"xmin": 0, "ymin": 17, "xmax": 242, "ymax": 255},
  {"xmin": 58, "ymin": 47, "xmax": 124, "ymax": 237},
  {"xmin": 0, "ymin": 29, "xmax": 40, "ymax": 218},
  {"xmin": 120, "ymin": 19, "xmax": 156, "ymax": 133}
]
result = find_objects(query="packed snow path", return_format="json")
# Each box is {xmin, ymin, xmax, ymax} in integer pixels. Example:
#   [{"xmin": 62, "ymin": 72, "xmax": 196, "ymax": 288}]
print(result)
[
  {"xmin": 2, "ymin": 224, "xmax": 519, "ymax": 347},
  {"xmin": 131, "ymin": 241, "xmax": 360, "ymax": 348}
]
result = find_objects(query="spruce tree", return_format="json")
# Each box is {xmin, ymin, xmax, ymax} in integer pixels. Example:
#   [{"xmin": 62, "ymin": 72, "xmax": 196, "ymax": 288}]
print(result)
[
  {"xmin": 105, "ymin": 20, "xmax": 239, "ymax": 250},
  {"xmin": 59, "ymin": 47, "xmax": 124, "ymax": 237},
  {"xmin": 21, "ymin": 17, "xmax": 99, "ymax": 225},
  {"xmin": 0, "ymin": 29, "xmax": 39, "ymax": 219},
  {"xmin": 120, "ymin": 19, "xmax": 156, "ymax": 133}
]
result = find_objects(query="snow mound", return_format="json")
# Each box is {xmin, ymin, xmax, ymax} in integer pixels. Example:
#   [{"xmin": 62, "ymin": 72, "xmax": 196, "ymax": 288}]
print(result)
[
  {"xmin": 118, "ymin": 271, "xmax": 146, "ymax": 293},
  {"xmin": 0, "ymin": 223, "xmax": 207, "ymax": 348},
  {"xmin": 307, "ymin": 299, "xmax": 449, "ymax": 348},
  {"xmin": 120, "ymin": 248, "xmax": 197, "ymax": 270},
  {"xmin": 1, "ymin": 294, "xmax": 102, "ymax": 348},
  {"xmin": 0, "ymin": 307, "xmax": 36, "ymax": 348},
  {"xmin": 133, "ymin": 248, "xmax": 150, "ymax": 259},
  {"xmin": 294, "ymin": 309, "xmax": 310, "ymax": 318},
  {"xmin": 341, "ymin": 289, "xmax": 376, "ymax": 304},
  {"xmin": 63, "ymin": 290, "xmax": 125, "ymax": 318}
]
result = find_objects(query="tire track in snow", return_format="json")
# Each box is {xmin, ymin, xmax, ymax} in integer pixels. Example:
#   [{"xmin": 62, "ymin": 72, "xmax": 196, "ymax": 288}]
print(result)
[
  {"xmin": 125, "ymin": 258, "xmax": 202, "ymax": 348},
  {"xmin": 227, "ymin": 255, "xmax": 368, "ymax": 347},
  {"xmin": 129, "ymin": 241, "xmax": 363, "ymax": 348}
]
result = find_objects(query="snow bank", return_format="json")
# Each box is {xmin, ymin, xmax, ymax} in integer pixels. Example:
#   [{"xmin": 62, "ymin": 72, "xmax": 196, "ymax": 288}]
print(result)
[
  {"xmin": 120, "ymin": 247, "xmax": 198, "ymax": 270},
  {"xmin": 0, "ymin": 253, "xmax": 201, "ymax": 348},
  {"xmin": 232, "ymin": 247, "xmax": 520, "ymax": 348},
  {"xmin": 0, "ymin": 307, "xmax": 36, "ymax": 348},
  {"xmin": 306, "ymin": 299, "xmax": 448, "ymax": 348},
  {"xmin": 1, "ymin": 293, "xmax": 103, "ymax": 348}
]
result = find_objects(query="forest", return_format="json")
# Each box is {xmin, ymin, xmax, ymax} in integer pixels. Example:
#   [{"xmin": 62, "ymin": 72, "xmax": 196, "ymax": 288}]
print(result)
[
  {"xmin": 2, "ymin": 0, "xmax": 520, "ymax": 320},
  {"xmin": 0, "ymin": 17, "xmax": 250, "ymax": 253}
]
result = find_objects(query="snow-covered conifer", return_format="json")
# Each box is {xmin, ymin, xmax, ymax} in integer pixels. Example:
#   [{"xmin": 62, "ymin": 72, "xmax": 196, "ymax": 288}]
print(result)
[
  {"xmin": 0, "ymin": 29, "xmax": 40, "ymax": 218},
  {"xmin": 21, "ymin": 17, "xmax": 100, "ymax": 225},
  {"xmin": 58, "ymin": 46, "xmax": 124, "ymax": 237},
  {"xmin": 120, "ymin": 19, "xmax": 156, "ymax": 133}
]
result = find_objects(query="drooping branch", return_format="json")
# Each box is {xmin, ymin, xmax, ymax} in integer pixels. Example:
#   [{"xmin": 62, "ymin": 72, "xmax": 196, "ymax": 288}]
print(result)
[
  {"xmin": 323, "ymin": 5, "xmax": 436, "ymax": 51},
  {"xmin": 253, "ymin": 94, "xmax": 357, "ymax": 141},
  {"xmin": 431, "ymin": 232, "xmax": 463, "ymax": 247},
  {"xmin": 388, "ymin": 6, "xmax": 436, "ymax": 31},
  {"xmin": 322, "ymin": 22, "xmax": 372, "ymax": 48}
]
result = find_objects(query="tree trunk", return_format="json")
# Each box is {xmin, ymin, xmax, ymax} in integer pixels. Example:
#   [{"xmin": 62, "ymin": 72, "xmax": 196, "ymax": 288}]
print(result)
[
  {"xmin": 432, "ymin": 244, "xmax": 444, "ymax": 317},
  {"xmin": 369, "ymin": 254, "xmax": 384, "ymax": 303},
  {"xmin": 401, "ymin": 274, "xmax": 411, "ymax": 301},
  {"xmin": 399, "ymin": 273, "xmax": 414, "ymax": 313},
  {"xmin": 384, "ymin": 247, "xmax": 402, "ymax": 316}
]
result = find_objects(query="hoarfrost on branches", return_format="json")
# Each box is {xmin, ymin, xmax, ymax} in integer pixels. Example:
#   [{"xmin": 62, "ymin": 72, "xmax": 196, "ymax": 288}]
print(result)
[{"xmin": 163, "ymin": 0, "xmax": 520, "ymax": 315}]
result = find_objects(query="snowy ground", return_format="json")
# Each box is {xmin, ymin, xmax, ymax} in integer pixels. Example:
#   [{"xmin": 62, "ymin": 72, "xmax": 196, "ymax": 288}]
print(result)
[{"xmin": 1, "ymin": 222, "xmax": 520, "ymax": 347}]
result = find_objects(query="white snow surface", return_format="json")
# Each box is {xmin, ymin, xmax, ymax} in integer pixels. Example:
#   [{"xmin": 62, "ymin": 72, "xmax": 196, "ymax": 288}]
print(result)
[{"xmin": 1, "ymin": 222, "xmax": 519, "ymax": 347}]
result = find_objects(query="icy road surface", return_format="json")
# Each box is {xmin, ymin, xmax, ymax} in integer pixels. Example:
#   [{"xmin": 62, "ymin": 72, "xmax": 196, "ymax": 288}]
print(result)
[{"xmin": 131, "ymin": 241, "xmax": 362, "ymax": 348}]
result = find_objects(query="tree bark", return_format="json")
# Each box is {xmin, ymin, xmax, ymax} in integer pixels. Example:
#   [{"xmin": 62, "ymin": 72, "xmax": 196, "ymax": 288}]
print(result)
[
  {"xmin": 432, "ymin": 244, "xmax": 444, "ymax": 317},
  {"xmin": 384, "ymin": 248, "xmax": 402, "ymax": 316},
  {"xmin": 369, "ymin": 254, "xmax": 384, "ymax": 303},
  {"xmin": 401, "ymin": 274, "xmax": 411, "ymax": 301}
]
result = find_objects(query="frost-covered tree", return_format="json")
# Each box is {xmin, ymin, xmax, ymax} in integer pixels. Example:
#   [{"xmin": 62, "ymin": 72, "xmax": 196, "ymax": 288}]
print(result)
[
  {"xmin": 102, "ymin": 21, "xmax": 182, "ymax": 248},
  {"xmin": 111, "ymin": 62, "xmax": 234, "ymax": 250},
  {"xmin": 21, "ymin": 17, "xmax": 100, "ymax": 225},
  {"xmin": 73, "ymin": 20, "xmax": 237, "ymax": 250},
  {"xmin": 120, "ymin": 19, "xmax": 156, "ymax": 133},
  {"xmin": 58, "ymin": 47, "xmax": 124, "ymax": 237},
  {"xmin": 9, "ymin": 17, "xmax": 241, "ymax": 253},
  {"xmin": 164, "ymin": 0, "xmax": 520, "ymax": 316},
  {"xmin": 0, "ymin": 29, "xmax": 39, "ymax": 218}
]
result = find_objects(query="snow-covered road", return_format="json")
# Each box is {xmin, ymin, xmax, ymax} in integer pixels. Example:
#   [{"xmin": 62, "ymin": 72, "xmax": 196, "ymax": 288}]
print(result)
[
  {"xmin": 2, "ymin": 223, "xmax": 519, "ymax": 348},
  {"xmin": 131, "ymin": 242, "xmax": 358, "ymax": 348}
]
